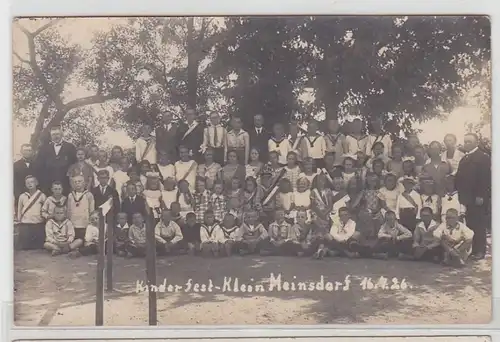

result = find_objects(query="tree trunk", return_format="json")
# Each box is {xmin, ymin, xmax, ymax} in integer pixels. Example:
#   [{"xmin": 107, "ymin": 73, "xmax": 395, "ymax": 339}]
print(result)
[{"xmin": 186, "ymin": 17, "xmax": 198, "ymax": 110}]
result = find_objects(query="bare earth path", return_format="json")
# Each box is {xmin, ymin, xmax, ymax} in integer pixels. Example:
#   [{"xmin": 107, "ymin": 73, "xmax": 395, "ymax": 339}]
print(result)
[{"xmin": 13, "ymin": 250, "xmax": 491, "ymax": 326}]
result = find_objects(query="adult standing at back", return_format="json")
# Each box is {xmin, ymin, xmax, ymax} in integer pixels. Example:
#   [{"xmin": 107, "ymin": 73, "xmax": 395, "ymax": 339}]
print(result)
[
  {"xmin": 14, "ymin": 144, "xmax": 36, "ymax": 206},
  {"xmin": 421, "ymin": 141, "xmax": 452, "ymax": 197},
  {"xmin": 155, "ymin": 111, "xmax": 179, "ymax": 163},
  {"xmin": 365, "ymin": 117, "xmax": 392, "ymax": 158},
  {"xmin": 248, "ymin": 114, "xmax": 271, "ymax": 163},
  {"xmin": 441, "ymin": 133, "xmax": 465, "ymax": 175},
  {"xmin": 178, "ymin": 108, "xmax": 204, "ymax": 163},
  {"xmin": 36, "ymin": 126, "xmax": 77, "ymax": 195},
  {"xmin": 455, "ymin": 133, "xmax": 491, "ymax": 260}
]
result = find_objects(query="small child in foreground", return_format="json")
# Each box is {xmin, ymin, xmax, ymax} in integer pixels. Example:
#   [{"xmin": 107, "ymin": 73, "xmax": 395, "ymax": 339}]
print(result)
[
  {"xmin": 236, "ymin": 211, "xmax": 269, "ymax": 255},
  {"xmin": 44, "ymin": 206, "xmax": 82, "ymax": 256},
  {"xmin": 80, "ymin": 211, "xmax": 104, "ymax": 256},
  {"xmin": 374, "ymin": 210, "xmax": 413, "ymax": 258},
  {"xmin": 115, "ymin": 212, "xmax": 130, "ymax": 257},
  {"xmin": 127, "ymin": 212, "xmax": 147, "ymax": 257},
  {"xmin": 220, "ymin": 212, "xmax": 240, "ymax": 256},
  {"xmin": 266, "ymin": 208, "xmax": 295, "ymax": 255},
  {"xmin": 433, "ymin": 208, "xmax": 474, "ymax": 267},
  {"xmin": 413, "ymin": 207, "xmax": 442, "ymax": 262},
  {"xmin": 180, "ymin": 212, "xmax": 201, "ymax": 255},
  {"xmin": 290, "ymin": 209, "xmax": 314, "ymax": 256},
  {"xmin": 320, "ymin": 207, "xmax": 357, "ymax": 258},
  {"xmin": 155, "ymin": 209, "xmax": 184, "ymax": 255},
  {"xmin": 200, "ymin": 210, "xmax": 224, "ymax": 257}
]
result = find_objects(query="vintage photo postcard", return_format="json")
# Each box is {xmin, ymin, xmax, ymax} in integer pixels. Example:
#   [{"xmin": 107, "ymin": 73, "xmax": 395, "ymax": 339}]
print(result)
[{"xmin": 12, "ymin": 16, "xmax": 491, "ymax": 326}]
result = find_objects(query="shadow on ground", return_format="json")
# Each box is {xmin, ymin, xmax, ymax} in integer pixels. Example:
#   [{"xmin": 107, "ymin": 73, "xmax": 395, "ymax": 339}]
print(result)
[{"xmin": 13, "ymin": 249, "xmax": 491, "ymax": 326}]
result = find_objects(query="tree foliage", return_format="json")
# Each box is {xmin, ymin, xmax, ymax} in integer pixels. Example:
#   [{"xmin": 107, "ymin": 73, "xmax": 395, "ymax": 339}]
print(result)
[
  {"xmin": 211, "ymin": 16, "xmax": 490, "ymax": 134},
  {"xmin": 13, "ymin": 19, "xmax": 135, "ymax": 147},
  {"xmin": 13, "ymin": 16, "xmax": 491, "ymax": 146}
]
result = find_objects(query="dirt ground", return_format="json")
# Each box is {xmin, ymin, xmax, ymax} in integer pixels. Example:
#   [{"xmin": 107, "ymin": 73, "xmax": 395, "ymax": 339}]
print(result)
[{"xmin": 13, "ymin": 246, "xmax": 491, "ymax": 326}]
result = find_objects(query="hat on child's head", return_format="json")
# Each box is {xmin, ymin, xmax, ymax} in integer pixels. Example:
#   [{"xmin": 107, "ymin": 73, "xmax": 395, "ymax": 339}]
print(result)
[
  {"xmin": 343, "ymin": 153, "xmax": 358, "ymax": 161},
  {"xmin": 419, "ymin": 173, "xmax": 435, "ymax": 184},
  {"xmin": 400, "ymin": 176, "xmax": 417, "ymax": 184},
  {"xmin": 146, "ymin": 171, "xmax": 160, "ymax": 178},
  {"xmin": 402, "ymin": 156, "xmax": 415, "ymax": 162}
]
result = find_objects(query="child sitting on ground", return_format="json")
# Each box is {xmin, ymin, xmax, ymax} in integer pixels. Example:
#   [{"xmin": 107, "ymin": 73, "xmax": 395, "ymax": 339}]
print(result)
[
  {"xmin": 220, "ymin": 212, "xmax": 239, "ymax": 257},
  {"xmin": 433, "ymin": 208, "xmax": 474, "ymax": 267},
  {"xmin": 266, "ymin": 208, "xmax": 294, "ymax": 256},
  {"xmin": 413, "ymin": 207, "xmax": 442, "ymax": 262},
  {"xmin": 236, "ymin": 210, "xmax": 269, "ymax": 255},
  {"xmin": 115, "ymin": 212, "xmax": 130, "ymax": 257},
  {"xmin": 80, "ymin": 211, "xmax": 104, "ymax": 256},
  {"xmin": 126, "ymin": 212, "xmax": 147, "ymax": 257},
  {"xmin": 155, "ymin": 209, "xmax": 184, "ymax": 255},
  {"xmin": 319, "ymin": 207, "xmax": 357, "ymax": 258},
  {"xmin": 374, "ymin": 210, "xmax": 413, "ymax": 258},
  {"xmin": 181, "ymin": 212, "xmax": 201, "ymax": 255},
  {"xmin": 290, "ymin": 209, "xmax": 315, "ymax": 256},
  {"xmin": 44, "ymin": 206, "xmax": 82, "ymax": 256},
  {"xmin": 200, "ymin": 210, "xmax": 224, "ymax": 257}
]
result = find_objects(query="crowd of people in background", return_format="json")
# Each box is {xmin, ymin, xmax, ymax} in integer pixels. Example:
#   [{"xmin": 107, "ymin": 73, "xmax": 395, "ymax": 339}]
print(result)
[{"xmin": 13, "ymin": 108, "xmax": 491, "ymax": 267}]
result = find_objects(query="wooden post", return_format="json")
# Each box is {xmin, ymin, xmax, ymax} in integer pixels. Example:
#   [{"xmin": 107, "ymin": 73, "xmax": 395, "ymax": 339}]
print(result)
[
  {"xmin": 145, "ymin": 209, "xmax": 157, "ymax": 325},
  {"xmin": 95, "ymin": 210, "xmax": 105, "ymax": 326},
  {"xmin": 106, "ymin": 209, "xmax": 114, "ymax": 292}
]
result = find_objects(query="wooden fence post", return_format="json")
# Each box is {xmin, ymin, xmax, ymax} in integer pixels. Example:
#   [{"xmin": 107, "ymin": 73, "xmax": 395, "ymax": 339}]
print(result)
[
  {"xmin": 145, "ymin": 209, "xmax": 157, "ymax": 325},
  {"xmin": 95, "ymin": 210, "xmax": 105, "ymax": 326},
  {"xmin": 106, "ymin": 210, "xmax": 114, "ymax": 292}
]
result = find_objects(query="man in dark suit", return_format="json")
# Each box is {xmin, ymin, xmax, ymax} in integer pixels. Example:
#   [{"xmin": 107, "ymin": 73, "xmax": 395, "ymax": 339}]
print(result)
[
  {"xmin": 177, "ymin": 108, "xmax": 204, "ymax": 163},
  {"xmin": 455, "ymin": 133, "xmax": 491, "ymax": 260},
  {"xmin": 91, "ymin": 170, "xmax": 120, "ymax": 222},
  {"xmin": 155, "ymin": 111, "xmax": 180, "ymax": 163},
  {"xmin": 248, "ymin": 113, "xmax": 271, "ymax": 162},
  {"xmin": 121, "ymin": 181, "xmax": 148, "ymax": 225},
  {"xmin": 35, "ymin": 126, "xmax": 77, "ymax": 195},
  {"xmin": 13, "ymin": 144, "xmax": 36, "ymax": 206}
]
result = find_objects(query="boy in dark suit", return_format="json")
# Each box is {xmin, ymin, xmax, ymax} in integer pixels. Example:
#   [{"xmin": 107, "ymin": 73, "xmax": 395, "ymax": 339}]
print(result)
[
  {"xmin": 121, "ymin": 181, "xmax": 148, "ymax": 225},
  {"xmin": 91, "ymin": 170, "xmax": 120, "ymax": 220}
]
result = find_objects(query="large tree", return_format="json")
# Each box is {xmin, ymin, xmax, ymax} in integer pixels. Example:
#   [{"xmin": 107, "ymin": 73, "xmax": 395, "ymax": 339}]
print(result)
[
  {"xmin": 12, "ymin": 19, "xmax": 137, "ymax": 147},
  {"xmin": 103, "ymin": 17, "xmax": 229, "ymax": 138},
  {"xmin": 211, "ymin": 16, "xmax": 491, "ymax": 134}
]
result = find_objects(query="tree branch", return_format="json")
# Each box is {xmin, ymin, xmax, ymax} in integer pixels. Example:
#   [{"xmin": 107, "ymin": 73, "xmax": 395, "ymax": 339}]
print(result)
[
  {"xmin": 13, "ymin": 51, "xmax": 29, "ymax": 64},
  {"xmin": 21, "ymin": 24, "xmax": 65, "ymax": 111},
  {"xmin": 64, "ymin": 93, "xmax": 120, "ymax": 112},
  {"xmin": 33, "ymin": 18, "xmax": 63, "ymax": 36}
]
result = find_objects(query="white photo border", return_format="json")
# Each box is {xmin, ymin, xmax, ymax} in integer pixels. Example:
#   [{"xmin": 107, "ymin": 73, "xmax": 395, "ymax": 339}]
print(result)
[{"xmin": 3, "ymin": 0, "xmax": 499, "ymax": 339}]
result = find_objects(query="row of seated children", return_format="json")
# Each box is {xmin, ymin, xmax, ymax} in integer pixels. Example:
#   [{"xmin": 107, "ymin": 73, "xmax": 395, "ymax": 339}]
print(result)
[{"xmin": 39, "ymin": 194, "xmax": 473, "ymax": 269}]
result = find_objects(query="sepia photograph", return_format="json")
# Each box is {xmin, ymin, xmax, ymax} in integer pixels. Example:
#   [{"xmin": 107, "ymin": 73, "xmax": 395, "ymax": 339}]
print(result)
[{"xmin": 12, "ymin": 15, "xmax": 491, "ymax": 326}]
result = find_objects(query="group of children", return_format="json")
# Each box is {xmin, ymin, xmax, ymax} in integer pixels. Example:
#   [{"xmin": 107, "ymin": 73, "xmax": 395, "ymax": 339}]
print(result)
[{"xmin": 15, "ymin": 116, "xmax": 474, "ymax": 267}]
